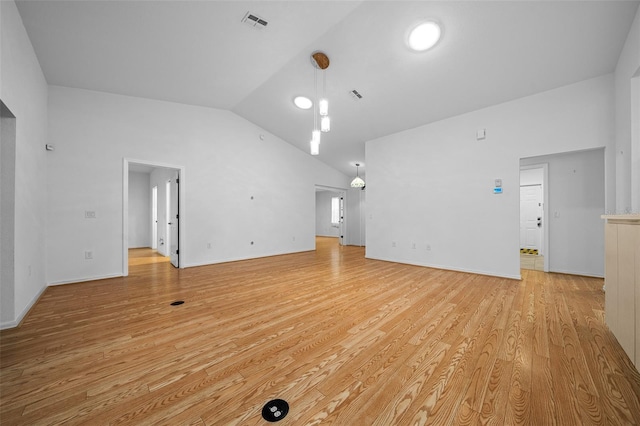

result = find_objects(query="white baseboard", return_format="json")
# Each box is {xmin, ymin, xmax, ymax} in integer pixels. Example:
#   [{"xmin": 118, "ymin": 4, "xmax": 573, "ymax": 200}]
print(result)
[
  {"xmin": 364, "ymin": 255, "xmax": 522, "ymax": 281},
  {"xmin": 0, "ymin": 283, "xmax": 48, "ymax": 330},
  {"xmin": 183, "ymin": 249, "xmax": 314, "ymax": 268},
  {"xmin": 548, "ymin": 268, "xmax": 604, "ymax": 278},
  {"xmin": 48, "ymin": 273, "xmax": 123, "ymax": 286}
]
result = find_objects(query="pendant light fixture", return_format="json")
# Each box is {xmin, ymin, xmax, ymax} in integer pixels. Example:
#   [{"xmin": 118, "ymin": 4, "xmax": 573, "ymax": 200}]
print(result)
[
  {"xmin": 351, "ymin": 163, "xmax": 365, "ymax": 188},
  {"xmin": 309, "ymin": 51, "xmax": 331, "ymax": 155}
]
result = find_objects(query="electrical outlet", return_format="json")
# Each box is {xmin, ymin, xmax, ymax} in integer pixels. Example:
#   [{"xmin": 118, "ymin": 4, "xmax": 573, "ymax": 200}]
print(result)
[
  {"xmin": 85, "ymin": 210, "xmax": 96, "ymax": 219},
  {"xmin": 426, "ymin": 244, "xmax": 431, "ymax": 251},
  {"xmin": 392, "ymin": 241, "xmax": 396, "ymax": 247},
  {"xmin": 412, "ymin": 243, "xmax": 416, "ymax": 249},
  {"xmin": 207, "ymin": 243, "xmax": 211, "ymax": 249},
  {"xmin": 84, "ymin": 251, "xmax": 93, "ymax": 260}
]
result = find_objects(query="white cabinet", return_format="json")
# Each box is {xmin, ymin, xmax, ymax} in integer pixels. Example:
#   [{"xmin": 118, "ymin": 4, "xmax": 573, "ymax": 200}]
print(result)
[{"xmin": 602, "ymin": 215, "xmax": 640, "ymax": 367}]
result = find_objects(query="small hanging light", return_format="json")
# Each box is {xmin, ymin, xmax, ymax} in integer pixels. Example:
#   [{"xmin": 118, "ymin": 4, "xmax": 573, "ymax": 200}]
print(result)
[
  {"xmin": 310, "ymin": 138, "xmax": 320, "ymax": 156},
  {"xmin": 319, "ymin": 99, "xmax": 329, "ymax": 116},
  {"xmin": 321, "ymin": 115, "xmax": 331, "ymax": 132},
  {"xmin": 310, "ymin": 129, "xmax": 321, "ymax": 156},
  {"xmin": 350, "ymin": 163, "xmax": 365, "ymax": 188}
]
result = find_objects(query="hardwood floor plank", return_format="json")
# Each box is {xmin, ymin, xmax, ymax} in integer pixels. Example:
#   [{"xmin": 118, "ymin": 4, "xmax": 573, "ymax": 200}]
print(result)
[
  {"xmin": 550, "ymin": 342, "xmax": 583, "ymax": 425},
  {"xmin": 530, "ymin": 353, "xmax": 557, "ymax": 425},
  {"xmin": 477, "ymin": 357, "xmax": 513, "ymax": 425},
  {"xmin": 2, "ymin": 239, "xmax": 639, "ymax": 425}
]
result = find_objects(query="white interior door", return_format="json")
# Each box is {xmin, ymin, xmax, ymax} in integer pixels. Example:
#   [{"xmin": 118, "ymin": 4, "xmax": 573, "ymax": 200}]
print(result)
[
  {"xmin": 151, "ymin": 185, "xmax": 158, "ymax": 250},
  {"xmin": 169, "ymin": 173, "xmax": 179, "ymax": 267},
  {"xmin": 520, "ymin": 185, "xmax": 543, "ymax": 253},
  {"xmin": 339, "ymin": 193, "xmax": 345, "ymax": 246}
]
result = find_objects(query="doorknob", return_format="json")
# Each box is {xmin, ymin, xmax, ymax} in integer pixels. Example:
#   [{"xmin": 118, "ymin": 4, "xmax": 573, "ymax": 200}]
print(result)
[{"xmin": 168, "ymin": 222, "xmax": 173, "ymax": 225}]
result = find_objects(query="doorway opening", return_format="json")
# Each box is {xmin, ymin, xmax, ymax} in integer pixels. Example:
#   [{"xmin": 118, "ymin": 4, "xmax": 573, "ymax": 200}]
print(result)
[
  {"xmin": 315, "ymin": 185, "xmax": 347, "ymax": 248},
  {"xmin": 519, "ymin": 164, "xmax": 548, "ymax": 272},
  {"xmin": 123, "ymin": 159, "xmax": 185, "ymax": 276}
]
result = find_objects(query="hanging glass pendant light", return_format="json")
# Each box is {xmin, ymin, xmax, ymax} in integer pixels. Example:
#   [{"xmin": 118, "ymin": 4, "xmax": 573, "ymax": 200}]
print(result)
[
  {"xmin": 351, "ymin": 163, "xmax": 365, "ymax": 188},
  {"xmin": 310, "ymin": 138, "xmax": 320, "ymax": 156},
  {"xmin": 321, "ymin": 115, "xmax": 331, "ymax": 132},
  {"xmin": 319, "ymin": 98, "xmax": 329, "ymax": 116}
]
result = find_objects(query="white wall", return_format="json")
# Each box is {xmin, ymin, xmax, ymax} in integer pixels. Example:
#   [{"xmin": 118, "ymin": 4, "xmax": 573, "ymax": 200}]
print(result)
[
  {"xmin": 522, "ymin": 149, "xmax": 605, "ymax": 277},
  {"xmin": 366, "ymin": 75, "xmax": 614, "ymax": 279},
  {"xmin": 615, "ymin": 6, "xmax": 640, "ymax": 213},
  {"xmin": 346, "ymin": 188, "xmax": 366, "ymax": 246},
  {"xmin": 1, "ymin": 103, "xmax": 17, "ymax": 325},
  {"xmin": 520, "ymin": 168, "xmax": 543, "ymax": 186},
  {"xmin": 315, "ymin": 191, "xmax": 340, "ymax": 237},
  {"xmin": 46, "ymin": 86, "xmax": 350, "ymax": 284},
  {"xmin": 128, "ymin": 171, "xmax": 151, "ymax": 248},
  {"xmin": 0, "ymin": 0, "xmax": 48, "ymax": 328}
]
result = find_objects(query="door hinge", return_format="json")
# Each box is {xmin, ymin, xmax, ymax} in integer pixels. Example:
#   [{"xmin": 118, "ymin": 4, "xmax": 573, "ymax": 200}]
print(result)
[
  {"xmin": 176, "ymin": 250, "xmax": 179, "ymax": 254},
  {"xmin": 176, "ymin": 178, "xmax": 179, "ymax": 183}
]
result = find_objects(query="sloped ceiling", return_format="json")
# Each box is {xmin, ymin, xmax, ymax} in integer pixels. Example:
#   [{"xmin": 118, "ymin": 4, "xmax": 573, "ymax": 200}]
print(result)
[{"xmin": 15, "ymin": 1, "xmax": 640, "ymax": 177}]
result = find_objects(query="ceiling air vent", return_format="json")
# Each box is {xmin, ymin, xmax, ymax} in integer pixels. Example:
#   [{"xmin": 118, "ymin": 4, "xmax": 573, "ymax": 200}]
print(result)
[
  {"xmin": 241, "ymin": 12, "xmax": 268, "ymax": 29},
  {"xmin": 350, "ymin": 89, "xmax": 363, "ymax": 100}
]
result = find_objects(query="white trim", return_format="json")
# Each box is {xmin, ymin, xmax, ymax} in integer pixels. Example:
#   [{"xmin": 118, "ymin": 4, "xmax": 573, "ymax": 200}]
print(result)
[
  {"xmin": 182, "ymin": 249, "xmax": 315, "ymax": 268},
  {"xmin": 547, "ymin": 269, "xmax": 604, "ymax": 279},
  {"xmin": 0, "ymin": 284, "xmax": 47, "ymax": 330},
  {"xmin": 364, "ymin": 256, "xmax": 522, "ymax": 281},
  {"xmin": 48, "ymin": 273, "xmax": 124, "ymax": 286}
]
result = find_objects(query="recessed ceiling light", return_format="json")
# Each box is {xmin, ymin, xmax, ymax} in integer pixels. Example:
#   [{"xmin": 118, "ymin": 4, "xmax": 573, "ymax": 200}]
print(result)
[
  {"xmin": 293, "ymin": 96, "xmax": 312, "ymax": 110},
  {"xmin": 408, "ymin": 21, "xmax": 441, "ymax": 52}
]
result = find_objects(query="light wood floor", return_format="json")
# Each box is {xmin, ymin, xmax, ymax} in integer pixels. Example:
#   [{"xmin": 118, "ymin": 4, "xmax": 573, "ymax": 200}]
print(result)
[
  {"xmin": 520, "ymin": 254, "xmax": 544, "ymax": 272},
  {"xmin": 2, "ymin": 237, "xmax": 640, "ymax": 425}
]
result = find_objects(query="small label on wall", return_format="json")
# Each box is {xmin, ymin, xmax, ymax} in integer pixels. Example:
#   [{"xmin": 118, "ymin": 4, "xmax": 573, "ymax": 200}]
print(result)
[{"xmin": 493, "ymin": 187, "xmax": 503, "ymax": 194}]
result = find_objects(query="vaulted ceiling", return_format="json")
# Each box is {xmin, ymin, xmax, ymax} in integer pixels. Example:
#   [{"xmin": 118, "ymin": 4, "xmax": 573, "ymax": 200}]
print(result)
[{"xmin": 15, "ymin": 1, "xmax": 639, "ymax": 177}]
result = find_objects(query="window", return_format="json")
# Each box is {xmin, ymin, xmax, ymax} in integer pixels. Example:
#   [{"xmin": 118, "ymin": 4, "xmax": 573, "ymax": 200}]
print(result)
[{"xmin": 331, "ymin": 197, "xmax": 340, "ymax": 225}]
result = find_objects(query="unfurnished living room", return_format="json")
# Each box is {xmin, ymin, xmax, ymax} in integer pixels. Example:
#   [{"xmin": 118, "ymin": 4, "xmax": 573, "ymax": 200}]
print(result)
[{"xmin": 2, "ymin": 1, "xmax": 640, "ymax": 424}]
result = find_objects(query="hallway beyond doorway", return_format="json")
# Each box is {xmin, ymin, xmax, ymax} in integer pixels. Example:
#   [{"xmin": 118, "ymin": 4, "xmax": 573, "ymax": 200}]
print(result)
[
  {"xmin": 520, "ymin": 253, "xmax": 544, "ymax": 271},
  {"xmin": 128, "ymin": 248, "xmax": 170, "ymax": 267}
]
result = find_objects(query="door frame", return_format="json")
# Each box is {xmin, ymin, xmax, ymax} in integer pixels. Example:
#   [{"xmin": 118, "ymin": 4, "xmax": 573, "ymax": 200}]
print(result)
[
  {"xmin": 520, "ymin": 163, "xmax": 549, "ymax": 272},
  {"xmin": 315, "ymin": 185, "xmax": 348, "ymax": 246},
  {"xmin": 122, "ymin": 158, "xmax": 186, "ymax": 276},
  {"xmin": 168, "ymin": 172, "xmax": 180, "ymax": 268}
]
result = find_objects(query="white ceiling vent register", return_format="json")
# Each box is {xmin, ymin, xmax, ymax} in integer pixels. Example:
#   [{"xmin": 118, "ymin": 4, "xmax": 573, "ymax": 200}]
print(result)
[
  {"xmin": 241, "ymin": 12, "xmax": 268, "ymax": 29},
  {"xmin": 350, "ymin": 89, "xmax": 363, "ymax": 100}
]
